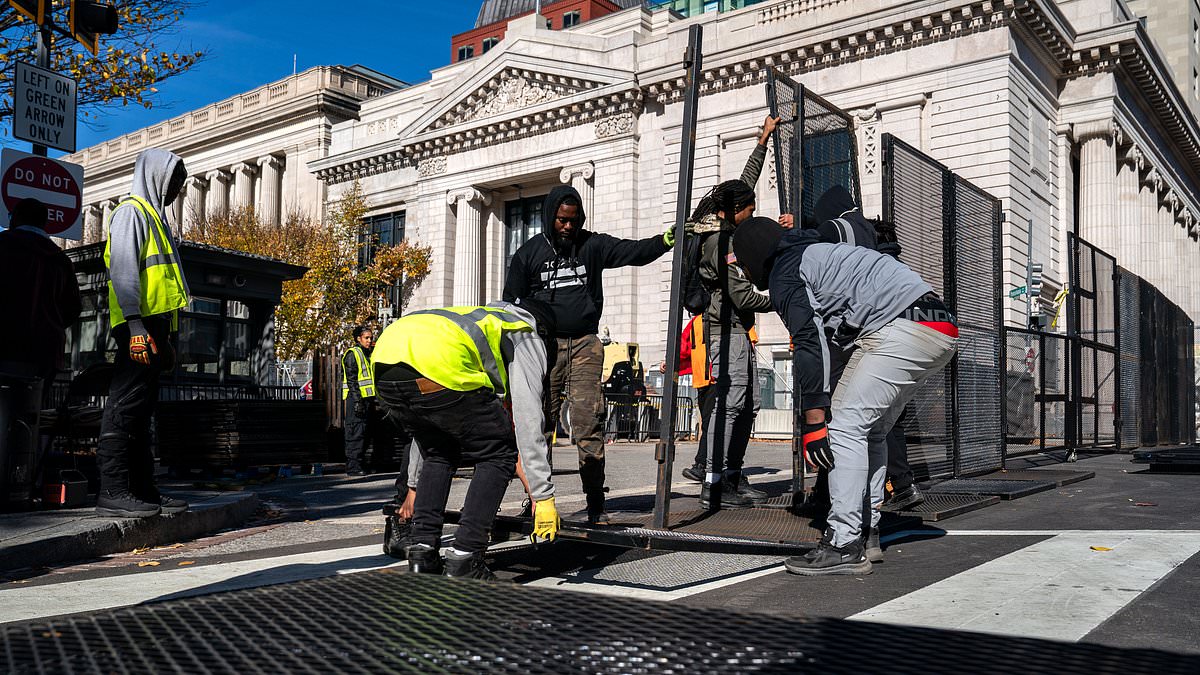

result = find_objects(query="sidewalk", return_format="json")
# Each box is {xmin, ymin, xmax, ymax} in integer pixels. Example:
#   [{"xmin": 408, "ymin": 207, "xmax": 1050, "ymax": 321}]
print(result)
[{"xmin": 0, "ymin": 489, "xmax": 259, "ymax": 573}]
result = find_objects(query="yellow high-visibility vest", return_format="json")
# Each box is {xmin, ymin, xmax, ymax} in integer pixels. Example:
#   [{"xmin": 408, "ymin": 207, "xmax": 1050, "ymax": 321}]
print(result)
[
  {"xmin": 342, "ymin": 346, "xmax": 376, "ymax": 399},
  {"xmin": 372, "ymin": 306, "xmax": 534, "ymax": 397},
  {"xmin": 103, "ymin": 195, "xmax": 188, "ymax": 329}
]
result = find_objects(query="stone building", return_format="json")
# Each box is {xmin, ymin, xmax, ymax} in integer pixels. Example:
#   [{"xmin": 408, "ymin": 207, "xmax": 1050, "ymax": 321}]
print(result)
[
  {"xmin": 67, "ymin": 0, "xmax": 1200, "ymax": 413},
  {"xmin": 65, "ymin": 65, "xmax": 405, "ymax": 242}
]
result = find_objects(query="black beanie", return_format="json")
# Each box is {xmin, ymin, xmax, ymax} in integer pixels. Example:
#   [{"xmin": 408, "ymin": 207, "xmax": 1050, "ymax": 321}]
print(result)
[{"xmin": 732, "ymin": 216, "xmax": 786, "ymax": 291}]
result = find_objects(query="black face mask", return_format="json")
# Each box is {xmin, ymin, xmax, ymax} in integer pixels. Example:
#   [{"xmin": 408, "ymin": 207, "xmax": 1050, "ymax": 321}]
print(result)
[{"xmin": 164, "ymin": 163, "xmax": 187, "ymax": 208}]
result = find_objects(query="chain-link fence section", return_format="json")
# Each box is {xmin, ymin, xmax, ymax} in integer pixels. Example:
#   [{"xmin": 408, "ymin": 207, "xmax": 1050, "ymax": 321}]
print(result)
[{"xmin": 882, "ymin": 134, "xmax": 1003, "ymax": 478}]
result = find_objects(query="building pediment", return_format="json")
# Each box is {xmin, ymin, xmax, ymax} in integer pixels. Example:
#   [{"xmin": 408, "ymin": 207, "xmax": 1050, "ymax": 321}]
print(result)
[{"xmin": 401, "ymin": 54, "xmax": 635, "ymax": 139}]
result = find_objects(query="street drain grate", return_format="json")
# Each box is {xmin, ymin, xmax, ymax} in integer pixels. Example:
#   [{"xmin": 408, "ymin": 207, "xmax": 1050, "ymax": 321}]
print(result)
[
  {"xmin": 4, "ymin": 571, "xmax": 1198, "ymax": 673},
  {"xmin": 928, "ymin": 478, "xmax": 1057, "ymax": 500}
]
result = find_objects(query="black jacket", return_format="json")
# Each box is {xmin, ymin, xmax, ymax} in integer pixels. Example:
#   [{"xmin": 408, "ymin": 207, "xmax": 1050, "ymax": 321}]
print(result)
[
  {"xmin": 503, "ymin": 186, "xmax": 670, "ymax": 338},
  {"xmin": 0, "ymin": 228, "xmax": 81, "ymax": 376}
]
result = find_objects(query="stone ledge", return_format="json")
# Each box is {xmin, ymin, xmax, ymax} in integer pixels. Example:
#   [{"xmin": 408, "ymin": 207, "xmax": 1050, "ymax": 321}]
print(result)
[{"xmin": 0, "ymin": 493, "xmax": 259, "ymax": 573}]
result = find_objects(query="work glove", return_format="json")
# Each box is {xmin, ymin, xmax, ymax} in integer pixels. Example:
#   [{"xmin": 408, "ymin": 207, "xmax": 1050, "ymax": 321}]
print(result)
[
  {"xmin": 802, "ymin": 422, "xmax": 835, "ymax": 471},
  {"xmin": 126, "ymin": 318, "xmax": 158, "ymax": 367},
  {"xmin": 531, "ymin": 496, "xmax": 561, "ymax": 543},
  {"xmin": 354, "ymin": 400, "xmax": 368, "ymax": 418}
]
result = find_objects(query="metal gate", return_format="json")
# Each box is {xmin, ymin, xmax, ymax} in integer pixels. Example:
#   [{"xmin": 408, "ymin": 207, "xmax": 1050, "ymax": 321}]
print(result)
[
  {"xmin": 882, "ymin": 134, "xmax": 1004, "ymax": 479},
  {"xmin": 1067, "ymin": 234, "xmax": 1119, "ymax": 448},
  {"xmin": 766, "ymin": 69, "xmax": 861, "ymax": 224}
]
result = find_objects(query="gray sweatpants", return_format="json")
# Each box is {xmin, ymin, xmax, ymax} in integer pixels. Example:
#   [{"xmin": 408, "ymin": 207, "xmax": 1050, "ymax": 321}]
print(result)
[
  {"xmin": 827, "ymin": 318, "xmax": 956, "ymax": 547},
  {"xmin": 702, "ymin": 332, "xmax": 759, "ymax": 483}
]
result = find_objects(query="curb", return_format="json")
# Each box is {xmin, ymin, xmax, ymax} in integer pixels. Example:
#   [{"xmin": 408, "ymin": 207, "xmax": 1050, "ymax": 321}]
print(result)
[{"xmin": 0, "ymin": 493, "xmax": 260, "ymax": 572}]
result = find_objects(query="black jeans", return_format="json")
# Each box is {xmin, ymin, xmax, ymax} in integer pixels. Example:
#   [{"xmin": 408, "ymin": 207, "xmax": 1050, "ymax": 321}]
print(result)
[
  {"xmin": 97, "ymin": 315, "xmax": 173, "ymax": 496},
  {"xmin": 376, "ymin": 380, "xmax": 516, "ymax": 553},
  {"xmin": 343, "ymin": 393, "xmax": 368, "ymax": 470}
]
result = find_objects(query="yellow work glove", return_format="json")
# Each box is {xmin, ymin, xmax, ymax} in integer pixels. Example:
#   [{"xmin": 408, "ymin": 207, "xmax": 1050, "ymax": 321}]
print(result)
[{"xmin": 531, "ymin": 496, "xmax": 560, "ymax": 543}]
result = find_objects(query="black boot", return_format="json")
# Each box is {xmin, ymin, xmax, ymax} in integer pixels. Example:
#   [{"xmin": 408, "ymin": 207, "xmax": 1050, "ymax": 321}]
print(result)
[
  {"xmin": 383, "ymin": 516, "xmax": 411, "ymax": 559},
  {"xmin": 699, "ymin": 476, "xmax": 753, "ymax": 510},
  {"xmin": 863, "ymin": 526, "xmax": 883, "ymax": 563},
  {"xmin": 96, "ymin": 488, "xmax": 161, "ymax": 518},
  {"xmin": 882, "ymin": 484, "xmax": 925, "ymax": 511},
  {"xmin": 443, "ymin": 550, "xmax": 497, "ymax": 581},
  {"xmin": 405, "ymin": 544, "xmax": 443, "ymax": 574},
  {"xmin": 137, "ymin": 487, "xmax": 189, "ymax": 515},
  {"xmin": 785, "ymin": 531, "xmax": 872, "ymax": 576},
  {"xmin": 586, "ymin": 490, "xmax": 610, "ymax": 525},
  {"xmin": 729, "ymin": 471, "xmax": 768, "ymax": 503},
  {"xmin": 681, "ymin": 463, "xmax": 705, "ymax": 482}
]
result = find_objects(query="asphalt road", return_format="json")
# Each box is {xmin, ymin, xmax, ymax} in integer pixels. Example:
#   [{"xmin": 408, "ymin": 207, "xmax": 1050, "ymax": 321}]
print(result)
[{"xmin": 2, "ymin": 443, "xmax": 1198, "ymax": 660}]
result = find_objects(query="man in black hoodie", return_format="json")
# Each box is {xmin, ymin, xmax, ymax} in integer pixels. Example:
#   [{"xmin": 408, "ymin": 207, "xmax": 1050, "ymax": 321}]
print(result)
[{"xmin": 504, "ymin": 186, "xmax": 674, "ymax": 523}]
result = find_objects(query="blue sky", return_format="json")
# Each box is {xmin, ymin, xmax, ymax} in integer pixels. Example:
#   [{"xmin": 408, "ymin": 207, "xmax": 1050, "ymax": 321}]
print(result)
[{"xmin": 75, "ymin": 1, "xmax": 481, "ymax": 149}]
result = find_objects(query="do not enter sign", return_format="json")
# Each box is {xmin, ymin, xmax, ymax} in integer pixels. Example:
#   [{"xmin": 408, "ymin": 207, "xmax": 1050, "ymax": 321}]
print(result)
[{"xmin": 0, "ymin": 149, "xmax": 84, "ymax": 241}]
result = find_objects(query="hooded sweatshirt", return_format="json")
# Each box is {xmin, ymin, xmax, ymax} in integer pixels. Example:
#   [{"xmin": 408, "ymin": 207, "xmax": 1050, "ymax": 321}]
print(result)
[
  {"xmin": 503, "ymin": 185, "xmax": 670, "ymax": 338},
  {"xmin": 763, "ymin": 227, "xmax": 933, "ymax": 411},
  {"xmin": 0, "ymin": 227, "xmax": 81, "ymax": 376},
  {"xmin": 107, "ymin": 148, "xmax": 190, "ymax": 325}
]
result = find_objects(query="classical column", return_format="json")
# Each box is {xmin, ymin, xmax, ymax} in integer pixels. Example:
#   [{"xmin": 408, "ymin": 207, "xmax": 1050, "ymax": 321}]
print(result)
[
  {"xmin": 1138, "ymin": 168, "xmax": 1160, "ymax": 287},
  {"xmin": 1074, "ymin": 119, "xmax": 1120, "ymax": 256},
  {"xmin": 559, "ymin": 162, "xmax": 595, "ymax": 220},
  {"xmin": 232, "ymin": 162, "xmax": 257, "ymax": 211},
  {"xmin": 169, "ymin": 190, "xmax": 185, "ymax": 238},
  {"xmin": 257, "ymin": 155, "xmax": 284, "ymax": 225},
  {"xmin": 447, "ymin": 187, "xmax": 492, "ymax": 306},
  {"xmin": 206, "ymin": 169, "xmax": 231, "ymax": 219},
  {"xmin": 1187, "ymin": 213, "xmax": 1199, "ymax": 320},
  {"xmin": 83, "ymin": 205, "xmax": 102, "ymax": 244},
  {"xmin": 1172, "ymin": 196, "xmax": 1190, "ymax": 315},
  {"xmin": 183, "ymin": 176, "xmax": 206, "ymax": 231},
  {"xmin": 1116, "ymin": 146, "xmax": 1141, "ymax": 274},
  {"xmin": 100, "ymin": 199, "xmax": 118, "ymax": 238}
]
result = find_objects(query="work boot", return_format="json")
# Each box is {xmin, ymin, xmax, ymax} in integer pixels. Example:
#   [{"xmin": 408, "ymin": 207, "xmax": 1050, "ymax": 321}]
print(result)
[
  {"xmin": 383, "ymin": 516, "xmax": 411, "ymax": 559},
  {"xmin": 699, "ymin": 477, "xmax": 753, "ymax": 510},
  {"xmin": 96, "ymin": 489, "xmax": 161, "ymax": 518},
  {"xmin": 681, "ymin": 464, "xmax": 704, "ymax": 483},
  {"xmin": 729, "ymin": 472, "xmax": 769, "ymax": 503},
  {"xmin": 883, "ymin": 484, "xmax": 925, "ymax": 511},
  {"xmin": 863, "ymin": 526, "xmax": 883, "ymax": 563},
  {"xmin": 405, "ymin": 544, "xmax": 443, "ymax": 574},
  {"xmin": 443, "ymin": 550, "xmax": 497, "ymax": 581},
  {"xmin": 138, "ymin": 488, "xmax": 189, "ymax": 515},
  {"xmin": 785, "ymin": 531, "xmax": 872, "ymax": 576},
  {"xmin": 586, "ymin": 490, "xmax": 610, "ymax": 525}
]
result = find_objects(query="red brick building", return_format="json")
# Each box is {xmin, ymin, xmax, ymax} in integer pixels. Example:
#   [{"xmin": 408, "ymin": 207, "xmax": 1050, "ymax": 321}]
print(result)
[{"xmin": 452, "ymin": 0, "xmax": 641, "ymax": 63}]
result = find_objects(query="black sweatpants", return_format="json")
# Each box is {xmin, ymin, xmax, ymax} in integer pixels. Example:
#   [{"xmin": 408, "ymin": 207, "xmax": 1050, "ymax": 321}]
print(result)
[
  {"xmin": 375, "ymin": 378, "xmax": 516, "ymax": 553},
  {"xmin": 343, "ymin": 393, "xmax": 368, "ymax": 471},
  {"xmin": 97, "ymin": 315, "xmax": 173, "ymax": 496}
]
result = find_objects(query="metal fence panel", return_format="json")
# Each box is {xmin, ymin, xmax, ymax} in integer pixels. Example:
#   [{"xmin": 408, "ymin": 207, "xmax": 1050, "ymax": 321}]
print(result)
[
  {"xmin": 882, "ymin": 135, "xmax": 1003, "ymax": 478},
  {"xmin": 766, "ymin": 69, "xmax": 801, "ymax": 219},
  {"xmin": 1117, "ymin": 268, "xmax": 1141, "ymax": 448},
  {"xmin": 1067, "ymin": 234, "xmax": 1119, "ymax": 448}
]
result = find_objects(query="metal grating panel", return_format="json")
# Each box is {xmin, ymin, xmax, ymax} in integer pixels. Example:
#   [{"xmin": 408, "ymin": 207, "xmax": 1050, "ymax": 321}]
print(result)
[
  {"xmin": 929, "ymin": 478, "xmax": 1057, "ymax": 500},
  {"xmin": 7, "ymin": 572, "xmax": 1200, "ymax": 674},
  {"xmin": 799, "ymin": 88, "xmax": 861, "ymax": 223},
  {"xmin": 892, "ymin": 493, "xmax": 1001, "ymax": 521},
  {"xmin": 1118, "ymin": 268, "xmax": 1141, "ymax": 449},
  {"xmin": 972, "ymin": 469, "xmax": 1095, "ymax": 486},
  {"xmin": 766, "ymin": 69, "xmax": 801, "ymax": 219}
]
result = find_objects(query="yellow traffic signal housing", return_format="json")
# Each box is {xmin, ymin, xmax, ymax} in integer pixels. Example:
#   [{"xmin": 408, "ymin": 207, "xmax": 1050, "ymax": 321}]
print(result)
[{"xmin": 70, "ymin": 1, "xmax": 118, "ymax": 56}]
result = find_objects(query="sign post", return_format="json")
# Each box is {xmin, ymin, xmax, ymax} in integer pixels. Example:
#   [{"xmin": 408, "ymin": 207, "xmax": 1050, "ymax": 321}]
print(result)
[
  {"xmin": 0, "ymin": 149, "xmax": 85, "ymax": 240},
  {"xmin": 14, "ymin": 61, "xmax": 77, "ymax": 153}
]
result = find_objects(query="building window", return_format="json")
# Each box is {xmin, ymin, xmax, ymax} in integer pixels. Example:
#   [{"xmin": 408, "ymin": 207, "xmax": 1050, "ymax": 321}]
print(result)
[
  {"xmin": 505, "ymin": 196, "xmax": 545, "ymax": 268},
  {"xmin": 562, "ymin": 10, "xmax": 581, "ymax": 28},
  {"xmin": 704, "ymin": 0, "xmax": 720, "ymax": 12},
  {"xmin": 771, "ymin": 355, "xmax": 792, "ymax": 410},
  {"xmin": 457, "ymin": 45, "xmax": 474, "ymax": 62},
  {"xmin": 179, "ymin": 297, "xmax": 224, "ymax": 378},
  {"xmin": 482, "ymin": 37, "xmax": 499, "ymax": 53},
  {"xmin": 361, "ymin": 211, "xmax": 407, "ymax": 309}
]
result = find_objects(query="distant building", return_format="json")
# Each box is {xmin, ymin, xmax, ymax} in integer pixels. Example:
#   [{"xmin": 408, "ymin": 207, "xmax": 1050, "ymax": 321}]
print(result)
[
  {"xmin": 1125, "ymin": 0, "xmax": 1200, "ymax": 123},
  {"xmin": 453, "ymin": 0, "xmax": 643, "ymax": 63},
  {"xmin": 647, "ymin": 0, "xmax": 767, "ymax": 16}
]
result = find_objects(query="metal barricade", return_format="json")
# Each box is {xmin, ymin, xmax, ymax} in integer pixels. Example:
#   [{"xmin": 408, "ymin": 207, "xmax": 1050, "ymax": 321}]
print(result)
[
  {"xmin": 604, "ymin": 394, "xmax": 695, "ymax": 442},
  {"xmin": 1067, "ymin": 234, "xmax": 1119, "ymax": 448},
  {"xmin": 1005, "ymin": 328, "xmax": 1070, "ymax": 456},
  {"xmin": 882, "ymin": 134, "xmax": 1004, "ymax": 479}
]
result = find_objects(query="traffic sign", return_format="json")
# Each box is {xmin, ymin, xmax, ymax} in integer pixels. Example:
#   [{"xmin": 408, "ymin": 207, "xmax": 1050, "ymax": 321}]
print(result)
[
  {"xmin": 14, "ymin": 61, "xmax": 77, "ymax": 153},
  {"xmin": 1008, "ymin": 285, "xmax": 1027, "ymax": 299},
  {"xmin": 0, "ymin": 149, "xmax": 85, "ymax": 240}
]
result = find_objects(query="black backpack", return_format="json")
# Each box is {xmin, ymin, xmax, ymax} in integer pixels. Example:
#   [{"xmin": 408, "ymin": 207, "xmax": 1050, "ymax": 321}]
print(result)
[{"xmin": 681, "ymin": 231, "xmax": 711, "ymax": 316}]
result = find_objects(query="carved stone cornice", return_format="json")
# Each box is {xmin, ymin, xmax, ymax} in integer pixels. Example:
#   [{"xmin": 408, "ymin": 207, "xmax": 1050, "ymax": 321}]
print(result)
[
  {"xmin": 447, "ymin": 187, "xmax": 492, "ymax": 208},
  {"xmin": 418, "ymin": 156, "xmax": 447, "ymax": 178},
  {"xmin": 595, "ymin": 112, "xmax": 636, "ymax": 139},
  {"xmin": 559, "ymin": 162, "xmax": 595, "ymax": 183},
  {"xmin": 428, "ymin": 68, "xmax": 603, "ymax": 132}
]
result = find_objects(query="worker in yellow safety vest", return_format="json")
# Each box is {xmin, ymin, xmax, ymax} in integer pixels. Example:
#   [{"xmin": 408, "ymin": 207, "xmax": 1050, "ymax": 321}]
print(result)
[
  {"xmin": 342, "ymin": 325, "xmax": 377, "ymax": 475},
  {"xmin": 96, "ymin": 148, "xmax": 191, "ymax": 519},
  {"xmin": 371, "ymin": 298, "xmax": 559, "ymax": 580}
]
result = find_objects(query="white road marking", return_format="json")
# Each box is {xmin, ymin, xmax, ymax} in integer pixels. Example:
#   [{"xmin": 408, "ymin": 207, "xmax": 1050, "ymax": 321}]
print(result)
[{"xmin": 852, "ymin": 530, "xmax": 1200, "ymax": 642}]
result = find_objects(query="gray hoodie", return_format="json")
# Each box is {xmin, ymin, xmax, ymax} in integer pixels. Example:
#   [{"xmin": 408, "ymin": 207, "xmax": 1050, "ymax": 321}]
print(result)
[
  {"xmin": 489, "ymin": 302, "xmax": 555, "ymax": 502},
  {"xmin": 107, "ymin": 148, "xmax": 189, "ymax": 322}
]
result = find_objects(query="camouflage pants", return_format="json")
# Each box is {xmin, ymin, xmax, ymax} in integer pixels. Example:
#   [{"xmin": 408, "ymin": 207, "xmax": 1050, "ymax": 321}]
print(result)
[{"xmin": 546, "ymin": 334, "xmax": 606, "ymax": 495}]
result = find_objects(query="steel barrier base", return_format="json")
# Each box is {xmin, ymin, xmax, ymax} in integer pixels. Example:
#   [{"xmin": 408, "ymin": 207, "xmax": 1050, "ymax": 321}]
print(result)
[
  {"xmin": 973, "ymin": 469, "xmax": 1095, "ymax": 486},
  {"xmin": 1131, "ymin": 447, "xmax": 1200, "ymax": 467},
  {"xmin": 927, "ymin": 478, "xmax": 1057, "ymax": 500},
  {"xmin": 6, "ymin": 570, "xmax": 1198, "ymax": 673},
  {"xmin": 890, "ymin": 493, "xmax": 1001, "ymax": 521}
]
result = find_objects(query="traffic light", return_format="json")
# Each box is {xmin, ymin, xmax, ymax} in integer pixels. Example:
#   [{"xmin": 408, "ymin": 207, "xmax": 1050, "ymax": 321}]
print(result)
[
  {"xmin": 8, "ymin": 0, "xmax": 47, "ymax": 25},
  {"xmin": 1029, "ymin": 262, "xmax": 1043, "ymax": 300},
  {"xmin": 70, "ymin": 1, "xmax": 119, "ymax": 56}
]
